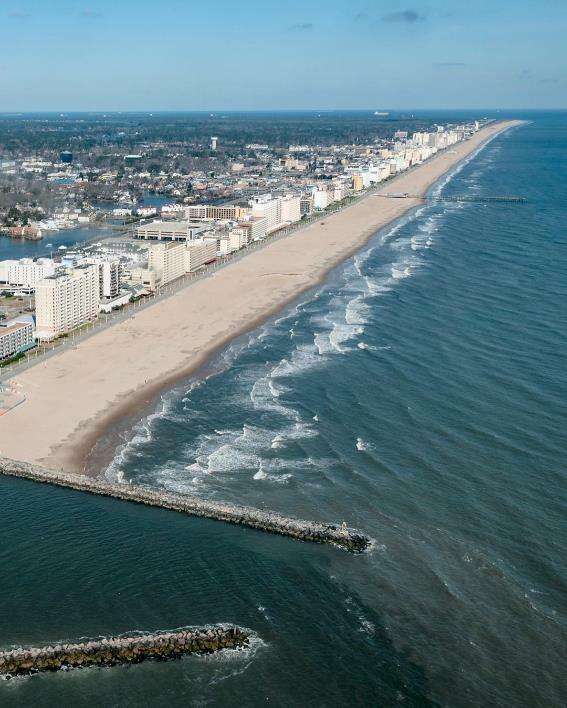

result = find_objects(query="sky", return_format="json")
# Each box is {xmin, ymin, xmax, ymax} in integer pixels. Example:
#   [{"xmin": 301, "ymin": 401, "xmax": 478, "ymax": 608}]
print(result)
[{"xmin": 0, "ymin": 0, "xmax": 565, "ymax": 111}]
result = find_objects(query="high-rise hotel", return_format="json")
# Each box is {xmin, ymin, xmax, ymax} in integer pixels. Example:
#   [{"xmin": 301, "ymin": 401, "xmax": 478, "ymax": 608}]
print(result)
[{"xmin": 35, "ymin": 264, "xmax": 100, "ymax": 340}]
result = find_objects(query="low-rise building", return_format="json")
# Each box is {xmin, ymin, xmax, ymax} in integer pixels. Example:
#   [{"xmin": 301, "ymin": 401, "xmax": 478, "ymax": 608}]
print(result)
[{"xmin": 0, "ymin": 316, "xmax": 35, "ymax": 360}]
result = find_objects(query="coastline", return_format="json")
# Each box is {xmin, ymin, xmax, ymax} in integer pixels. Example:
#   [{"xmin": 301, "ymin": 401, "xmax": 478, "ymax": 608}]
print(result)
[{"xmin": 0, "ymin": 119, "xmax": 523, "ymax": 476}]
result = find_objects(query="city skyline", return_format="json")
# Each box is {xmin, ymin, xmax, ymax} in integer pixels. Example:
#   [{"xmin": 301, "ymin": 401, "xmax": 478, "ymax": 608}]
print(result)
[{"xmin": 0, "ymin": 0, "xmax": 565, "ymax": 111}]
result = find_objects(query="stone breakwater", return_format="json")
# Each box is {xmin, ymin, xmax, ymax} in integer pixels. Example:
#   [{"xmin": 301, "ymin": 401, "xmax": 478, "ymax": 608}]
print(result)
[
  {"xmin": 0, "ymin": 457, "xmax": 370, "ymax": 552},
  {"xmin": 0, "ymin": 626, "xmax": 249, "ymax": 678}
]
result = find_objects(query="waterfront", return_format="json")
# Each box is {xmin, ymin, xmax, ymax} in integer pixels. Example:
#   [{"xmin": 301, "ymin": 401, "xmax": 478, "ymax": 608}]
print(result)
[
  {"xmin": 1, "ymin": 114, "xmax": 566, "ymax": 706},
  {"xmin": 0, "ymin": 121, "xmax": 515, "ymax": 471}
]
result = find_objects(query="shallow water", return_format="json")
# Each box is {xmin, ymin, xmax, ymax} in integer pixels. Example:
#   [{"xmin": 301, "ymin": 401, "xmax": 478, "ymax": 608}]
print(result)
[{"xmin": 1, "ymin": 113, "xmax": 566, "ymax": 706}]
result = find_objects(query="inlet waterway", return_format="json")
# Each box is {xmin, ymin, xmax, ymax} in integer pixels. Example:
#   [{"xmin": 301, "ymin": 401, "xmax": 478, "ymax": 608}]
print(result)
[{"xmin": 1, "ymin": 113, "xmax": 566, "ymax": 706}]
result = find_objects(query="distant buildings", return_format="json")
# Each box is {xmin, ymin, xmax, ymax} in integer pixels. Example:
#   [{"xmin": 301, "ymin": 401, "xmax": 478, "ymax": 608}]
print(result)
[
  {"xmin": 59, "ymin": 151, "xmax": 73, "ymax": 164},
  {"xmin": 35, "ymin": 264, "xmax": 100, "ymax": 340},
  {"xmin": 211, "ymin": 137, "xmax": 218, "ymax": 151}
]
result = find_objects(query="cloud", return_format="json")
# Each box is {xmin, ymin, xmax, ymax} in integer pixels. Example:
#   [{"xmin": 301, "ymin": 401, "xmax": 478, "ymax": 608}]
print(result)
[
  {"xmin": 7, "ymin": 11, "xmax": 31, "ymax": 19},
  {"xmin": 354, "ymin": 11, "xmax": 369, "ymax": 22},
  {"xmin": 80, "ymin": 9, "xmax": 103, "ymax": 19},
  {"xmin": 381, "ymin": 9, "xmax": 424, "ymax": 23},
  {"xmin": 433, "ymin": 62, "xmax": 467, "ymax": 68},
  {"xmin": 288, "ymin": 22, "xmax": 314, "ymax": 32}
]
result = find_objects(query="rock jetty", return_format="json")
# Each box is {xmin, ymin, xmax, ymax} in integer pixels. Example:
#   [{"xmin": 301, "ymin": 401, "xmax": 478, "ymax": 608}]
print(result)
[
  {"xmin": 0, "ymin": 625, "xmax": 249, "ymax": 678},
  {"xmin": 0, "ymin": 456, "xmax": 370, "ymax": 552}
]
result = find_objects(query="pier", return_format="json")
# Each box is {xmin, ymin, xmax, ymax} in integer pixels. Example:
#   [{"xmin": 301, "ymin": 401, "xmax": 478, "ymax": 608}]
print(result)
[
  {"xmin": 0, "ymin": 457, "xmax": 371, "ymax": 553},
  {"xmin": 0, "ymin": 625, "xmax": 250, "ymax": 677}
]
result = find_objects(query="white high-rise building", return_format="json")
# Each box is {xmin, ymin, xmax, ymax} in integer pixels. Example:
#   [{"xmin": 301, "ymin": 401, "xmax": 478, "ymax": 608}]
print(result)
[
  {"xmin": 250, "ymin": 194, "xmax": 282, "ymax": 233},
  {"xmin": 147, "ymin": 242, "xmax": 186, "ymax": 285},
  {"xmin": 35, "ymin": 264, "xmax": 100, "ymax": 340},
  {"xmin": 279, "ymin": 194, "xmax": 301, "ymax": 224},
  {"xmin": 85, "ymin": 258, "xmax": 122, "ymax": 299},
  {"xmin": 0, "ymin": 257, "xmax": 56, "ymax": 289},
  {"xmin": 184, "ymin": 240, "xmax": 217, "ymax": 272},
  {"xmin": 313, "ymin": 188, "xmax": 331, "ymax": 210}
]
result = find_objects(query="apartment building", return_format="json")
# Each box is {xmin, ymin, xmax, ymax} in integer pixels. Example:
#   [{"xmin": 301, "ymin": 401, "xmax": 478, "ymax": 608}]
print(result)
[
  {"xmin": 250, "ymin": 195, "xmax": 281, "ymax": 233},
  {"xmin": 85, "ymin": 258, "xmax": 122, "ymax": 299},
  {"xmin": 147, "ymin": 242, "xmax": 186, "ymax": 285},
  {"xmin": 184, "ymin": 240, "xmax": 217, "ymax": 272},
  {"xmin": 35, "ymin": 264, "xmax": 100, "ymax": 340},
  {"xmin": 279, "ymin": 194, "xmax": 302, "ymax": 224}
]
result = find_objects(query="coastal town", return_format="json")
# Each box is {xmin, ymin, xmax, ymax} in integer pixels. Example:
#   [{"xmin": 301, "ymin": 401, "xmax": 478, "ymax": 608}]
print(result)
[{"xmin": 0, "ymin": 117, "xmax": 483, "ymax": 367}]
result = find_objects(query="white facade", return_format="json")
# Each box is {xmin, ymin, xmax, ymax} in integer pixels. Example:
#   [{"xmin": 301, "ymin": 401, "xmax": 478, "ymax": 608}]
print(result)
[
  {"xmin": 147, "ymin": 242, "xmax": 186, "ymax": 285},
  {"xmin": 35, "ymin": 264, "xmax": 100, "ymax": 340},
  {"xmin": 184, "ymin": 240, "xmax": 217, "ymax": 272},
  {"xmin": 250, "ymin": 195, "xmax": 281, "ymax": 233},
  {"xmin": 0, "ymin": 258, "xmax": 56, "ymax": 288},
  {"xmin": 279, "ymin": 194, "xmax": 301, "ymax": 224},
  {"xmin": 0, "ymin": 318, "xmax": 34, "ymax": 360},
  {"xmin": 313, "ymin": 189, "xmax": 331, "ymax": 210},
  {"xmin": 229, "ymin": 229, "xmax": 249, "ymax": 251},
  {"xmin": 136, "ymin": 220, "xmax": 190, "ymax": 241},
  {"xmin": 233, "ymin": 216, "xmax": 268, "ymax": 243},
  {"xmin": 85, "ymin": 258, "xmax": 122, "ymax": 299}
]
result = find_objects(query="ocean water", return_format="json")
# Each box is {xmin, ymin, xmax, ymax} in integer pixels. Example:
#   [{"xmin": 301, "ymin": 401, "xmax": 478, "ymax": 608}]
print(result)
[{"xmin": 2, "ymin": 113, "xmax": 567, "ymax": 706}]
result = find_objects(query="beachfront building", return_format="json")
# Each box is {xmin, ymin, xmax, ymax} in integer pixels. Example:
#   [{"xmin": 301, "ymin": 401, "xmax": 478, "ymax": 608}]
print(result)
[
  {"xmin": 229, "ymin": 229, "xmax": 249, "ymax": 251},
  {"xmin": 35, "ymin": 264, "xmax": 100, "ymax": 340},
  {"xmin": 313, "ymin": 188, "xmax": 331, "ymax": 210},
  {"xmin": 147, "ymin": 242, "xmax": 186, "ymax": 286},
  {"xmin": 279, "ymin": 194, "xmax": 302, "ymax": 224},
  {"xmin": 129, "ymin": 267, "xmax": 158, "ymax": 292},
  {"xmin": 184, "ymin": 240, "xmax": 217, "ymax": 272},
  {"xmin": 250, "ymin": 195, "xmax": 282, "ymax": 233},
  {"xmin": 85, "ymin": 258, "xmax": 122, "ymax": 299},
  {"xmin": 0, "ymin": 257, "xmax": 56, "ymax": 290},
  {"xmin": 0, "ymin": 316, "xmax": 35, "ymax": 360},
  {"xmin": 231, "ymin": 216, "xmax": 268, "ymax": 244}
]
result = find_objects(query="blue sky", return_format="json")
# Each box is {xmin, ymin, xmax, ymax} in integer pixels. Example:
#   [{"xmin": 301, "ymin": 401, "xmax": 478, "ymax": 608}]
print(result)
[{"xmin": 0, "ymin": 0, "xmax": 565, "ymax": 110}]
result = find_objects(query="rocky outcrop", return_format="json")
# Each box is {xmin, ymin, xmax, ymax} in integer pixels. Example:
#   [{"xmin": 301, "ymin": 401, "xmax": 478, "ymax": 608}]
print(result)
[
  {"xmin": 0, "ymin": 625, "xmax": 249, "ymax": 678},
  {"xmin": 0, "ymin": 457, "xmax": 371, "ymax": 552}
]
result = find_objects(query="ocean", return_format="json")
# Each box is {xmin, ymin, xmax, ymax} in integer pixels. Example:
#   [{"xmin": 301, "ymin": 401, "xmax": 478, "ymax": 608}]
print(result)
[{"xmin": 1, "ymin": 113, "xmax": 566, "ymax": 706}]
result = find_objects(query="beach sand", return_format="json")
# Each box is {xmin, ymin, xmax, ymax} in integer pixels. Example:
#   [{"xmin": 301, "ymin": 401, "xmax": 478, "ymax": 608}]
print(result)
[{"xmin": 0, "ymin": 120, "xmax": 521, "ymax": 474}]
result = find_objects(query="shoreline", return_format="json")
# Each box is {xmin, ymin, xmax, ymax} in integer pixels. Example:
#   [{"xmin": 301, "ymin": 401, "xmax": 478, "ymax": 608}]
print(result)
[{"xmin": 0, "ymin": 119, "xmax": 523, "ymax": 476}]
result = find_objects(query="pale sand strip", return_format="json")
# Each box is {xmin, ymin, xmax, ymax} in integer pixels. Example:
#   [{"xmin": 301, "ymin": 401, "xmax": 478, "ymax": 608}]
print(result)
[{"xmin": 0, "ymin": 120, "xmax": 521, "ymax": 472}]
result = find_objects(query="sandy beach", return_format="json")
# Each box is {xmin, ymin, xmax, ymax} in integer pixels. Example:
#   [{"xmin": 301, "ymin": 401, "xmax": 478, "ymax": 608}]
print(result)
[{"xmin": 0, "ymin": 120, "xmax": 521, "ymax": 474}]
